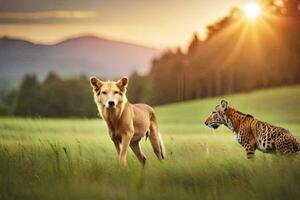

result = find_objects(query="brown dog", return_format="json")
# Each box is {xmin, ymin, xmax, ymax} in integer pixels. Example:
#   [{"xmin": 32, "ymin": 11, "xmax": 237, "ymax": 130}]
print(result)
[{"xmin": 90, "ymin": 76, "xmax": 165, "ymax": 166}]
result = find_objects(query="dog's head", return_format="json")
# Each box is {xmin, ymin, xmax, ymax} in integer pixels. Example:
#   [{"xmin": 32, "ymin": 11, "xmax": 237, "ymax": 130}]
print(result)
[
  {"xmin": 204, "ymin": 100, "xmax": 228, "ymax": 129},
  {"xmin": 90, "ymin": 76, "xmax": 128, "ymax": 109}
]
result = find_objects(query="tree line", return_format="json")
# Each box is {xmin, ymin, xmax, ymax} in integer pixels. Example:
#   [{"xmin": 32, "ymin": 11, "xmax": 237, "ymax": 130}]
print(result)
[
  {"xmin": 149, "ymin": 0, "xmax": 300, "ymax": 104},
  {"xmin": 0, "ymin": 72, "xmax": 96, "ymax": 117},
  {"xmin": 0, "ymin": 71, "xmax": 152, "ymax": 117}
]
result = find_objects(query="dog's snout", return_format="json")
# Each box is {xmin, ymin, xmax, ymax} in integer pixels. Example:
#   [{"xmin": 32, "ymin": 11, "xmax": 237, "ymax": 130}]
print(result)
[{"xmin": 108, "ymin": 101, "xmax": 115, "ymax": 107}]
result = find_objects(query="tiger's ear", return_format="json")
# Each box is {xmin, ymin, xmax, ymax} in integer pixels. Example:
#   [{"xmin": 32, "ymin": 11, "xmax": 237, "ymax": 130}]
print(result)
[
  {"xmin": 221, "ymin": 100, "xmax": 228, "ymax": 111},
  {"xmin": 90, "ymin": 76, "xmax": 103, "ymax": 91},
  {"xmin": 116, "ymin": 76, "xmax": 128, "ymax": 91}
]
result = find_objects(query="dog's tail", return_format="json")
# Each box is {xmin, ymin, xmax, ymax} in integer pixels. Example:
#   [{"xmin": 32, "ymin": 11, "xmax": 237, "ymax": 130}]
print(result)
[
  {"xmin": 158, "ymin": 132, "xmax": 166, "ymax": 159},
  {"xmin": 149, "ymin": 109, "xmax": 165, "ymax": 160}
]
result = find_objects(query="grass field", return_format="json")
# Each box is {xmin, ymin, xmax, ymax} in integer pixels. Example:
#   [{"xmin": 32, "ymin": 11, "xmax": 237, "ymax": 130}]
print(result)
[{"xmin": 1, "ymin": 85, "xmax": 300, "ymax": 200}]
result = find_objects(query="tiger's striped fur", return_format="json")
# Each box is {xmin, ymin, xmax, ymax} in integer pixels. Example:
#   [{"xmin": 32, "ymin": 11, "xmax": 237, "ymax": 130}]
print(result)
[{"xmin": 205, "ymin": 100, "xmax": 300, "ymax": 158}]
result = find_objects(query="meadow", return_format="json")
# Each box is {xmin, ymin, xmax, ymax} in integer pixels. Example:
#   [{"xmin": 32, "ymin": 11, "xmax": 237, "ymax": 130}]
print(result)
[{"xmin": 1, "ymin": 85, "xmax": 300, "ymax": 200}]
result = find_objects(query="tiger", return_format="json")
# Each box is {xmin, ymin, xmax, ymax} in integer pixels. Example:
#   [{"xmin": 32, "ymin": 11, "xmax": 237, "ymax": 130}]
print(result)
[{"xmin": 204, "ymin": 100, "xmax": 300, "ymax": 158}]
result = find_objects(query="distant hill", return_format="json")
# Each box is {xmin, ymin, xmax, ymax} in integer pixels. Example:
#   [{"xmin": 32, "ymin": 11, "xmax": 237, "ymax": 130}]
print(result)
[{"xmin": 0, "ymin": 36, "xmax": 159, "ymax": 90}]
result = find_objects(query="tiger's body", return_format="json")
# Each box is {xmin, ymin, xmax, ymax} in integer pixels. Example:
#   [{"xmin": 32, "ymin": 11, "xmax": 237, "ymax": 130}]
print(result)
[{"xmin": 205, "ymin": 100, "xmax": 300, "ymax": 158}]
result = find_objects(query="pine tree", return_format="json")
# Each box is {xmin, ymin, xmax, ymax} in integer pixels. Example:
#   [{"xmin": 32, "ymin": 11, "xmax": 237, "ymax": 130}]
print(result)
[
  {"xmin": 14, "ymin": 74, "xmax": 40, "ymax": 116},
  {"xmin": 188, "ymin": 32, "xmax": 201, "ymax": 54}
]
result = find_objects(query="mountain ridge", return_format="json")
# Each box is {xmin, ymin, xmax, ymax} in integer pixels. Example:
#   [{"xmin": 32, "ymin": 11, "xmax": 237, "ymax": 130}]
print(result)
[
  {"xmin": 0, "ymin": 35, "xmax": 160, "ymax": 90},
  {"xmin": 0, "ymin": 35, "xmax": 158, "ymax": 50}
]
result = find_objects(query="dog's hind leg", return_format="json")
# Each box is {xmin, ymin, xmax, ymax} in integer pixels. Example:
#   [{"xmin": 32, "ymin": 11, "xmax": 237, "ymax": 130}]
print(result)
[
  {"xmin": 130, "ymin": 140, "xmax": 146, "ymax": 167},
  {"xmin": 149, "ymin": 115, "xmax": 165, "ymax": 160}
]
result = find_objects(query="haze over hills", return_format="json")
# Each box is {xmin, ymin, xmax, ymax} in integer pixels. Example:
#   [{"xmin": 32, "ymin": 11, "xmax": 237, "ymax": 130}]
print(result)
[{"xmin": 0, "ymin": 36, "xmax": 159, "ymax": 90}]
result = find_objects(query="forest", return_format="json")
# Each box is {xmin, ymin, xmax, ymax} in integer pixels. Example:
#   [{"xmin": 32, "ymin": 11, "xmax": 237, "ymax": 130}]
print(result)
[{"xmin": 149, "ymin": 0, "xmax": 300, "ymax": 104}]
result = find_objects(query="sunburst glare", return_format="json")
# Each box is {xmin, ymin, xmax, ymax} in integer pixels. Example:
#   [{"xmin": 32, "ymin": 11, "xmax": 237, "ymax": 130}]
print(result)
[{"xmin": 244, "ymin": 2, "xmax": 262, "ymax": 19}]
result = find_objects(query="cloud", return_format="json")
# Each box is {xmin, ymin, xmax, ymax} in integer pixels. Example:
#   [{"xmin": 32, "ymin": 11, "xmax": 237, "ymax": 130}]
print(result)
[
  {"xmin": 0, "ymin": 0, "xmax": 103, "ymax": 12},
  {"xmin": 0, "ymin": 10, "xmax": 98, "ymax": 24},
  {"xmin": 0, "ymin": 11, "xmax": 97, "ymax": 19}
]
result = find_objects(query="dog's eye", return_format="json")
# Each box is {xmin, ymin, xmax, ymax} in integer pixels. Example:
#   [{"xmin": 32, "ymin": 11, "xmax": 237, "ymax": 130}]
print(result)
[
  {"xmin": 114, "ymin": 91, "xmax": 119, "ymax": 94},
  {"xmin": 102, "ymin": 91, "xmax": 107, "ymax": 95}
]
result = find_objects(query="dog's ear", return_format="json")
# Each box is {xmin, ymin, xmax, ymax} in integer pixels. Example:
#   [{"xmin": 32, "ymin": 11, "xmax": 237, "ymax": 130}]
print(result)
[
  {"xmin": 221, "ymin": 99, "xmax": 228, "ymax": 111},
  {"xmin": 116, "ymin": 76, "xmax": 128, "ymax": 91},
  {"xmin": 90, "ymin": 76, "xmax": 103, "ymax": 91}
]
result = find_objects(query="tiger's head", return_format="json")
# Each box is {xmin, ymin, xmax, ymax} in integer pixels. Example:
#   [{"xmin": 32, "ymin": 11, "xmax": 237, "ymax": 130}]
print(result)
[{"xmin": 204, "ymin": 100, "xmax": 228, "ymax": 129}]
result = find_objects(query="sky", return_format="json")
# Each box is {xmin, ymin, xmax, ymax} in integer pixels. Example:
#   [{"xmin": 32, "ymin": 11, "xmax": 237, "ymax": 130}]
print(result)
[{"xmin": 0, "ymin": 0, "xmax": 252, "ymax": 49}]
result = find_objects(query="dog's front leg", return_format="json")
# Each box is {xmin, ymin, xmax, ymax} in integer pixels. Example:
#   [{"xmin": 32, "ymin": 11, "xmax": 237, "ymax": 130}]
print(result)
[
  {"xmin": 110, "ymin": 132, "xmax": 121, "ymax": 155},
  {"xmin": 113, "ymin": 139, "xmax": 121, "ymax": 155},
  {"xmin": 119, "ymin": 134, "xmax": 131, "ymax": 166}
]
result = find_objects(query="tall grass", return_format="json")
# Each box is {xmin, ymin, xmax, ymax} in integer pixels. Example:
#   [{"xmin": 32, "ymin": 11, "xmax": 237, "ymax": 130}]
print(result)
[
  {"xmin": 1, "ymin": 134, "xmax": 300, "ymax": 200},
  {"xmin": 0, "ymin": 85, "xmax": 300, "ymax": 199}
]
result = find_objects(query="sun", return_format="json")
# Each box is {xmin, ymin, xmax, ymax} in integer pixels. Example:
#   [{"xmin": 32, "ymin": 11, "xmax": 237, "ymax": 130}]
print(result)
[{"xmin": 244, "ymin": 2, "xmax": 262, "ymax": 19}]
